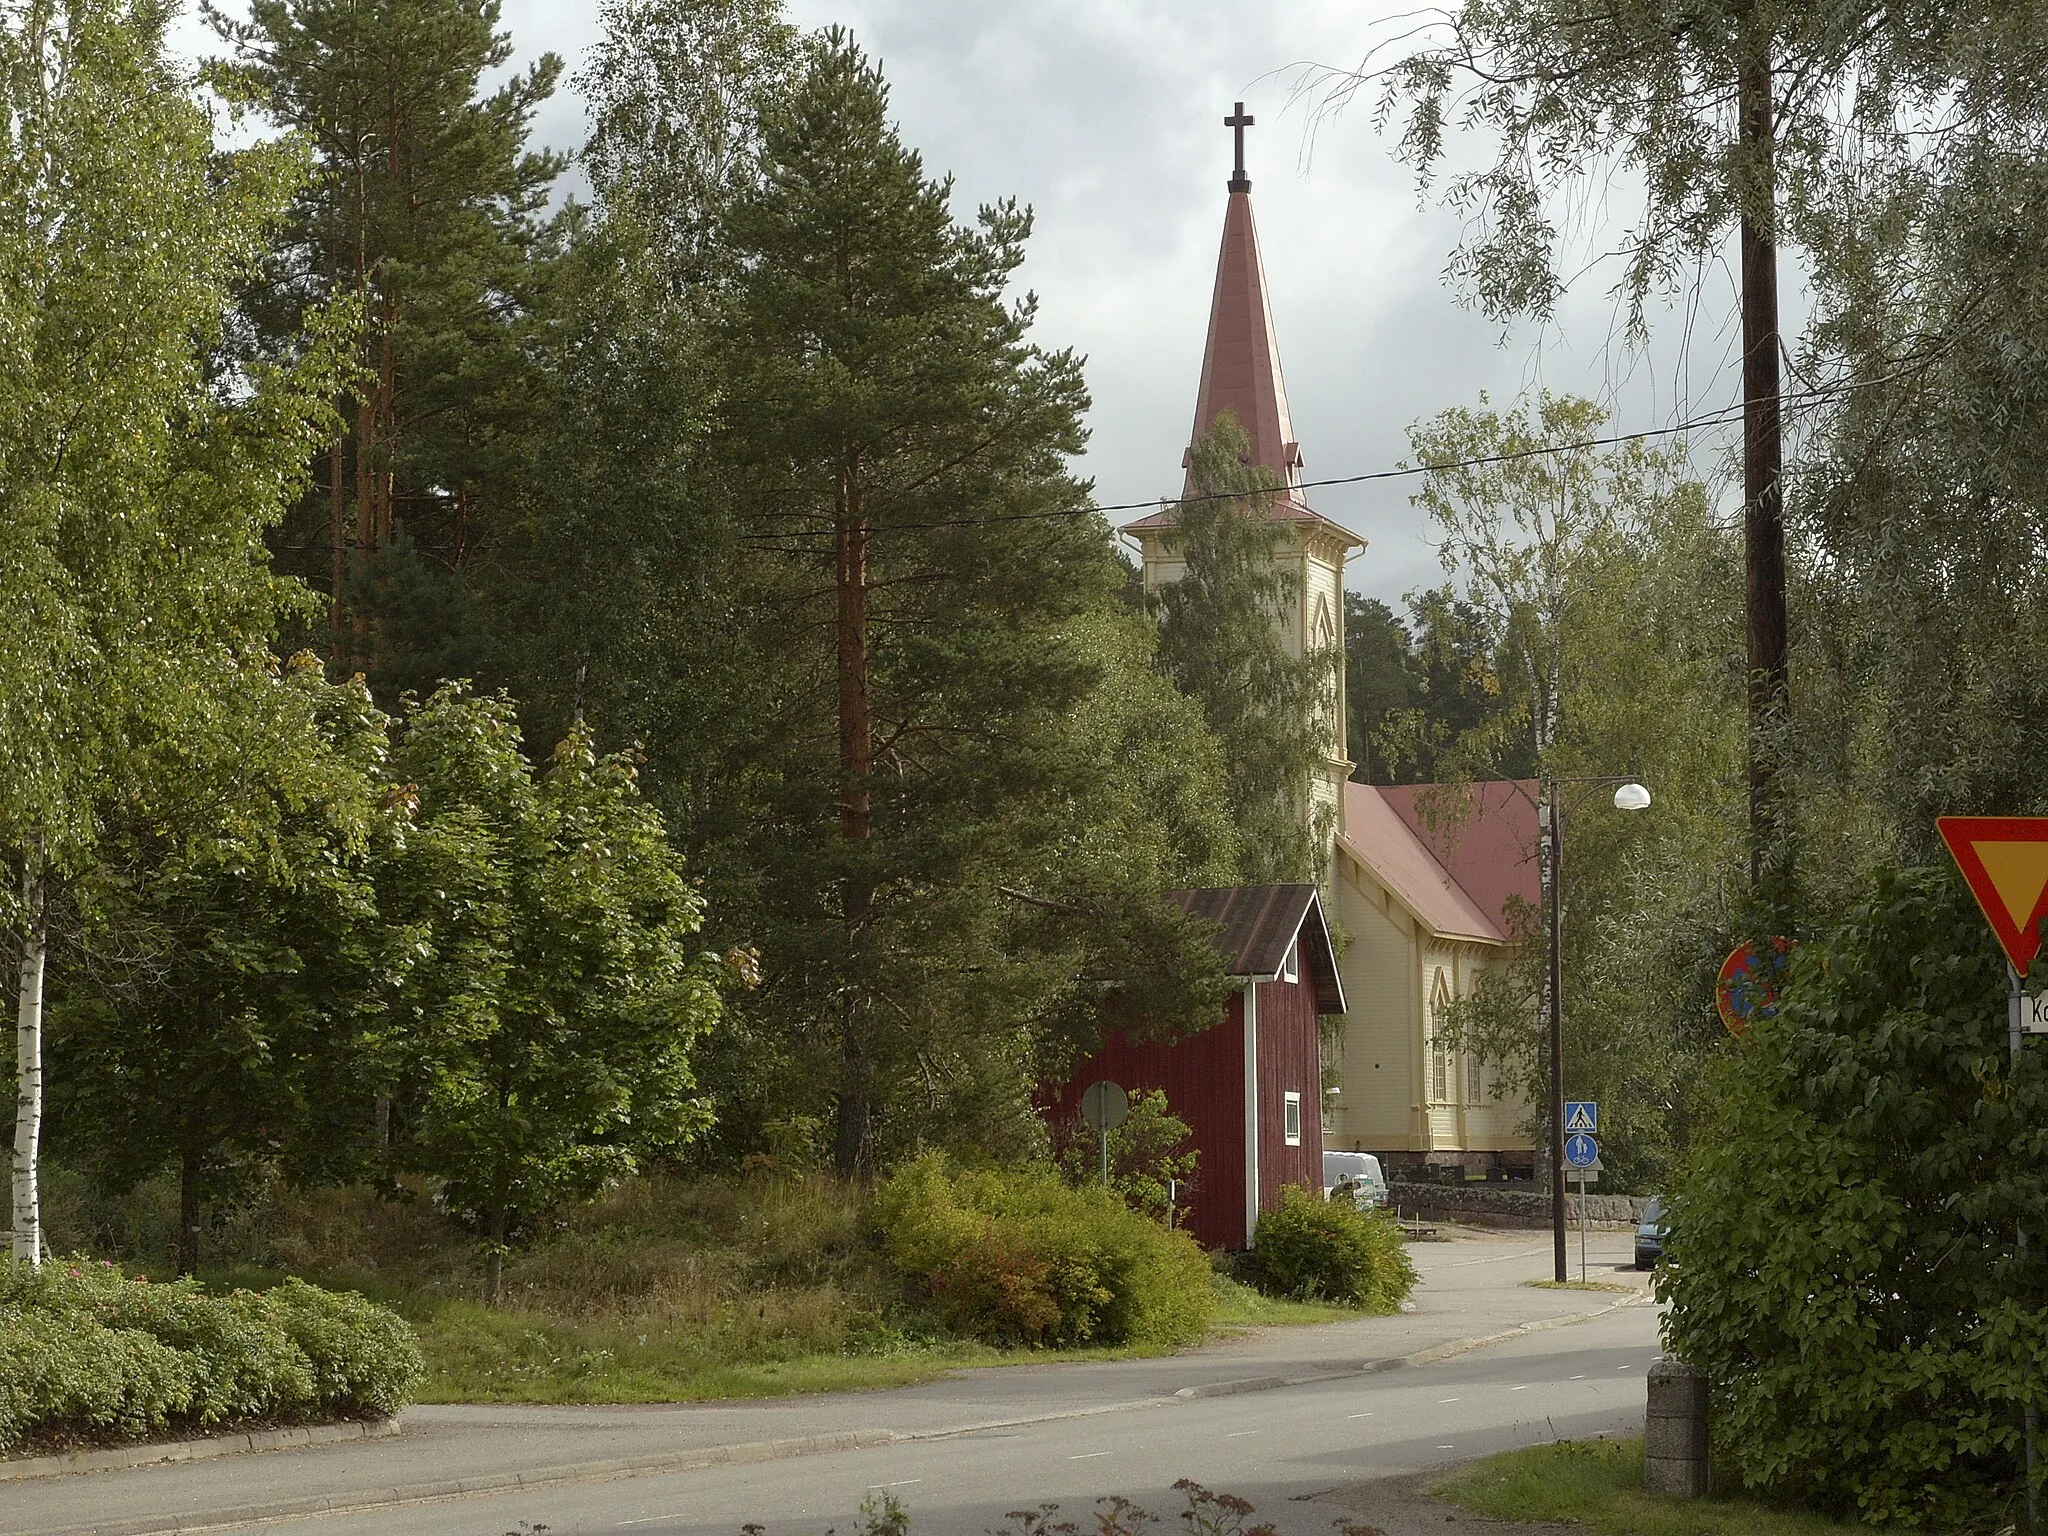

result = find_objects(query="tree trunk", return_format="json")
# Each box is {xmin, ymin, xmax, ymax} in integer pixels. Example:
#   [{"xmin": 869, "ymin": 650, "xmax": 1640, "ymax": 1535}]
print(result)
[
  {"xmin": 11, "ymin": 861, "xmax": 46, "ymax": 1266},
  {"xmin": 485, "ymin": 1206, "xmax": 508, "ymax": 1305},
  {"xmin": 177, "ymin": 1148, "xmax": 201, "ymax": 1277},
  {"xmin": 834, "ymin": 459, "xmax": 874, "ymax": 1179},
  {"xmin": 329, "ymin": 429, "xmax": 345, "ymax": 651},
  {"xmin": 1738, "ymin": 26, "xmax": 1789, "ymax": 896}
]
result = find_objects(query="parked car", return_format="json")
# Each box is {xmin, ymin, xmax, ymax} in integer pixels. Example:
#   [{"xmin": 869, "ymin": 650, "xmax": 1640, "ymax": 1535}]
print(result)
[
  {"xmin": 1635, "ymin": 1196, "xmax": 1666, "ymax": 1269},
  {"xmin": 1322, "ymin": 1150, "xmax": 1388, "ymax": 1209}
]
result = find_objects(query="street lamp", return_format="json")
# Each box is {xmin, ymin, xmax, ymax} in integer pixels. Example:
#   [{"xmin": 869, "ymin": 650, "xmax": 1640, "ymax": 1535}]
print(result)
[{"xmin": 1538, "ymin": 776, "xmax": 1651, "ymax": 1283}]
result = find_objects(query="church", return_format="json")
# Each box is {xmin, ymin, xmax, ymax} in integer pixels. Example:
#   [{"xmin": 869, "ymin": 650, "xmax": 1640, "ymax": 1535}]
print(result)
[{"xmin": 1103, "ymin": 106, "xmax": 1541, "ymax": 1220}]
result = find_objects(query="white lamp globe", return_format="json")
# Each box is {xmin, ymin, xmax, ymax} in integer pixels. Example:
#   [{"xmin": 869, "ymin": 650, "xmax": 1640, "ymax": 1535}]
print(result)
[{"xmin": 1613, "ymin": 782, "xmax": 1652, "ymax": 812}]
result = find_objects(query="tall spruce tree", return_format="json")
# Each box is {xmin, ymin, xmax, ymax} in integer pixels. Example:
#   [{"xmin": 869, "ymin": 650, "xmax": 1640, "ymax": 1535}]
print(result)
[
  {"xmin": 1150, "ymin": 419, "xmax": 1336, "ymax": 884},
  {"xmin": 207, "ymin": 0, "xmax": 566, "ymax": 696}
]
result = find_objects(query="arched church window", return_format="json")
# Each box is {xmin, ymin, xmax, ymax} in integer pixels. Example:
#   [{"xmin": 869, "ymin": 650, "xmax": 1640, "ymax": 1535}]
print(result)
[{"xmin": 1429, "ymin": 968, "xmax": 1450, "ymax": 1102}]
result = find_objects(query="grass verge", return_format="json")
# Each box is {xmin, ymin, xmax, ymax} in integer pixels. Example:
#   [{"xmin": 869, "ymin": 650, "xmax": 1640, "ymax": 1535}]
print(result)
[
  {"xmin": 1522, "ymin": 1278, "xmax": 1638, "ymax": 1293},
  {"xmin": 51, "ymin": 1170, "xmax": 1399, "ymax": 1407},
  {"xmin": 1434, "ymin": 1438, "xmax": 1866, "ymax": 1535}
]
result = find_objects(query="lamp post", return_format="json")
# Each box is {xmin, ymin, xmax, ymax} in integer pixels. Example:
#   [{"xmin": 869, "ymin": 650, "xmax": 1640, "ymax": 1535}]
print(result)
[{"xmin": 1538, "ymin": 775, "xmax": 1652, "ymax": 1283}]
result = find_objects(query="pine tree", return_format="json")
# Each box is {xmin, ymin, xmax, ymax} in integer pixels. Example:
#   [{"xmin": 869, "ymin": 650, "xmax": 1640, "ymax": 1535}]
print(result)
[
  {"xmin": 705, "ymin": 32, "xmax": 1198, "ymax": 1174},
  {"xmin": 208, "ymin": 0, "xmax": 566, "ymax": 694}
]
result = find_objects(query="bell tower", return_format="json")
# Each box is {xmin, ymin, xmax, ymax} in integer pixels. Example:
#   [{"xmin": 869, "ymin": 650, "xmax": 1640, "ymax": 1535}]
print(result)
[{"xmin": 1124, "ymin": 104, "xmax": 1364, "ymax": 851}]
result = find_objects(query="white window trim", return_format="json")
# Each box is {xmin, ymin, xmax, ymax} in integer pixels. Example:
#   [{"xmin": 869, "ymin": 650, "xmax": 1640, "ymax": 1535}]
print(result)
[
  {"xmin": 1283, "ymin": 1091, "xmax": 1303, "ymax": 1146},
  {"xmin": 1281, "ymin": 941, "xmax": 1298, "ymax": 985}
]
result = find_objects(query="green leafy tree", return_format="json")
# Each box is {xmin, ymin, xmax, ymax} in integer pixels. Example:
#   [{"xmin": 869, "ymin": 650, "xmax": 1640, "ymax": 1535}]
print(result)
[
  {"xmin": 1790, "ymin": 121, "xmax": 2048, "ymax": 884},
  {"xmin": 1662, "ymin": 867, "xmax": 2045, "ymax": 1525},
  {"xmin": 1342, "ymin": 594, "xmax": 1413, "ymax": 784},
  {"xmin": 381, "ymin": 686, "xmax": 723, "ymax": 1298},
  {"xmin": 1417, "ymin": 401, "xmax": 1743, "ymax": 1187},
  {"xmin": 1371, "ymin": 585, "xmax": 1521, "ymax": 785},
  {"xmin": 1150, "ymin": 417, "xmax": 1337, "ymax": 884},
  {"xmin": 47, "ymin": 658, "xmax": 397, "ymax": 1274},
  {"xmin": 0, "ymin": 0, "xmax": 345, "ymax": 1263},
  {"xmin": 1319, "ymin": 2, "xmax": 2043, "ymax": 896},
  {"xmin": 1054, "ymin": 1088, "xmax": 1198, "ymax": 1228},
  {"xmin": 579, "ymin": 0, "xmax": 799, "ymax": 281},
  {"xmin": 208, "ymin": 0, "xmax": 567, "ymax": 693}
]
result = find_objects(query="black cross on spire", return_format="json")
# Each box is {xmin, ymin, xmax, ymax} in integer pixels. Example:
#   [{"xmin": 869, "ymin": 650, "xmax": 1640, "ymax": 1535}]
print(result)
[{"xmin": 1225, "ymin": 102, "xmax": 1254, "ymax": 193}]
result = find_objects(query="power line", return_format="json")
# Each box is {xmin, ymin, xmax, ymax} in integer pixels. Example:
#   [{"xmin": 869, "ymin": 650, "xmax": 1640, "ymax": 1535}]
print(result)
[{"xmin": 734, "ymin": 379, "xmax": 1859, "ymax": 545}]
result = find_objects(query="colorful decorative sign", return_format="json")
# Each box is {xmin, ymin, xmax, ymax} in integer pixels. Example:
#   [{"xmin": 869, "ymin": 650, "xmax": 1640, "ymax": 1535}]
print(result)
[{"xmin": 1936, "ymin": 816, "xmax": 2048, "ymax": 976}]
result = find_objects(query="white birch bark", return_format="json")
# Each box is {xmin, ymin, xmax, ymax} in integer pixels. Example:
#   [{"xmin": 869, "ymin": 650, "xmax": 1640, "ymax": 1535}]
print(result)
[{"xmin": 11, "ymin": 869, "xmax": 45, "ymax": 1266}]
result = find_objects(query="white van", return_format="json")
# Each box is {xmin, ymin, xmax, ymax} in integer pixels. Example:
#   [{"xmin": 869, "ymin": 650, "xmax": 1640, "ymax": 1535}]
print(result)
[{"xmin": 1321, "ymin": 1151, "xmax": 1388, "ymax": 1209}]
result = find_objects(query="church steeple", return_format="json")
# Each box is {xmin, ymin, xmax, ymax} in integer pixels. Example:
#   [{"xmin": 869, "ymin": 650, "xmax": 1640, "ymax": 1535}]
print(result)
[
  {"xmin": 1183, "ymin": 104, "xmax": 1304, "ymax": 502},
  {"xmin": 1126, "ymin": 106, "xmax": 1367, "ymax": 860}
]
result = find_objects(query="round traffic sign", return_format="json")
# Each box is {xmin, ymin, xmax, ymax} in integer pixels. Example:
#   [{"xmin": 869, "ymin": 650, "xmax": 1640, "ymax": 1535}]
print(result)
[
  {"xmin": 1079, "ymin": 1080, "xmax": 1129, "ymax": 1132},
  {"xmin": 1564, "ymin": 1132, "xmax": 1598, "ymax": 1169},
  {"xmin": 1716, "ymin": 937, "xmax": 1792, "ymax": 1040}
]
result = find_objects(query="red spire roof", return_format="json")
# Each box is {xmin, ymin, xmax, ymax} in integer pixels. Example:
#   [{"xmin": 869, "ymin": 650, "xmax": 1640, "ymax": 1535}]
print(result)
[{"xmin": 1181, "ymin": 188, "xmax": 1304, "ymax": 502}]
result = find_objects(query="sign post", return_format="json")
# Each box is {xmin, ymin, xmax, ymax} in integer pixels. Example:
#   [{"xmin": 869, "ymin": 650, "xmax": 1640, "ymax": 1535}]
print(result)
[
  {"xmin": 1938, "ymin": 816, "xmax": 2048, "ymax": 1530},
  {"xmin": 1564, "ymin": 1132, "xmax": 1599, "ymax": 1285},
  {"xmin": 1079, "ymin": 1080, "xmax": 1129, "ymax": 1189}
]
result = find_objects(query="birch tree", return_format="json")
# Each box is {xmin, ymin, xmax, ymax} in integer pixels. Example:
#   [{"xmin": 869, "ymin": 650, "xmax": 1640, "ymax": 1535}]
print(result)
[
  {"xmin": 1320, "ymin": 0, "xmax": 2043, "ymax": 899},
  {"xmin": 1405, "ymin": 394, "xmax": 1687, "ymax": 774},
  {"xmin": 0, "ymin": 1, "xmax": 342, "ymax": 1264}
]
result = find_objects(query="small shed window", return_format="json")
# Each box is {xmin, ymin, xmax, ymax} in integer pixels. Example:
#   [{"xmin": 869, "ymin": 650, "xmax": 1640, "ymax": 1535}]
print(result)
[
  {"xmin": 1283, "ymin": 1091, "xmax": 1303, "ymax": 1146},
  {"xmin": 1281, "ymin": 941, "xmax": 1298, "ymax": 984}
]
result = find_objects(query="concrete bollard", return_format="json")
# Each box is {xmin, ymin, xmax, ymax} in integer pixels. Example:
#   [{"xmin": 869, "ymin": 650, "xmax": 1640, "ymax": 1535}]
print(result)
[{"xmin": 1644, "ymin": 1359, "xmax": 1709, "ymax": 1497}]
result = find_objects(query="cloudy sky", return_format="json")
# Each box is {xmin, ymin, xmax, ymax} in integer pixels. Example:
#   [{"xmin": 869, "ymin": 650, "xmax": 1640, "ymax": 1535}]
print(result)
[{"xmin": 180, "ymin": 1, "xmax": 1755, "ymax": 608}]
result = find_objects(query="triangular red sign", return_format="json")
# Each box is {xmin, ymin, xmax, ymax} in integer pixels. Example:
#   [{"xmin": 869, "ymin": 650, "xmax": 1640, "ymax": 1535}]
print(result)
[{"xmin": 1936, "ymin": 815, "xmax": 2048, "ymax": 976}]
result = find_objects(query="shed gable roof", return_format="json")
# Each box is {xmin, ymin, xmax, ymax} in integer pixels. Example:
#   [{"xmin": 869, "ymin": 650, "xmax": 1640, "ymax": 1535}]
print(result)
[{"xmin": 1164, "ymin": 883, "xmax": 1346, "ymax": 1014}]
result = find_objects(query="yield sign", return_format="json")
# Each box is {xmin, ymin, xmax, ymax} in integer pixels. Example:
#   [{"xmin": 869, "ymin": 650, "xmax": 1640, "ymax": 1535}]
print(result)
[{"xmin": 1936, "ymin": 816, "xmax": 2048, "ymax": 975}]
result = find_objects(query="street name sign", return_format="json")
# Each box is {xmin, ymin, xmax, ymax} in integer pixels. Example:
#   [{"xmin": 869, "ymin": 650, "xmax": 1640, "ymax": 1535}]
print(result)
[
  {"xmin": 1936, "ymin": 816, "xmax": 2048, "ymax": 974},
  {"xmin": 2027, "ymin": 993, "xmax": 2048, "ymax": 1036},
  {"xmin": 1564, "ymin": 1101, "xmax": 1597, "ymax": 1133},
  {"xmin": 1564, "ymin": 1132, "xmax": 1598, "ymax": 1169}
]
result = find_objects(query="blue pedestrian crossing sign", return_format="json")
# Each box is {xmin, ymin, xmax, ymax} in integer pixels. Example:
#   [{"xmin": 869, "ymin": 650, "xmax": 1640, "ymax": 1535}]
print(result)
[
  {"xmin": 1564, "ymin": 1100, "xmax": 1598, "ymax": 1133},
  {"xmin": 1564, "ymin": 1132, "xmax": 1599, "ymax": 1169}
]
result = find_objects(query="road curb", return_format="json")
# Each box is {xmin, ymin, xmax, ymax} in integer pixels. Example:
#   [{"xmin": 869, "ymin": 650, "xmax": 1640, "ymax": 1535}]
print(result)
[
  {"xmin": 9, "ymin": 1430, "xmax": 900, "ymax": 1536},
  {"xmin": 0, "ymin": 1417, "xmax": 402, "ymax": 1484}
]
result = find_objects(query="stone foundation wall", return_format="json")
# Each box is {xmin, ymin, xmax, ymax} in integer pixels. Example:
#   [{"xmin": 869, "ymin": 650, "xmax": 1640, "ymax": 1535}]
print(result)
[{"xmin": 1386, "ymin": 1181, "xmax": 1650, "ymax": 1229}]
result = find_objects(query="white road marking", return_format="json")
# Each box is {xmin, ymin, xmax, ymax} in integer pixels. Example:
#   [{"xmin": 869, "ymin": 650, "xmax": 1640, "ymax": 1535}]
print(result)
[
  {"xmin": 1226, "ymin": 1430, "xmax": 1259, "ymax": 1437},
  {"xmin": 1510, "ymin": 1385, "xmax": 1532, "ymax": 1391},
  {"xmin": 1437, "ymin": 1397, "xmax": 1460, "ymax": 1403},
  {"xmin": 1347, "ymin": 1412, "xmax": 1374, "ymax": 1419},
  {"xmin": 1570, "ymin": 1374, "xmax": 1586, "ymax": 1380},
  {"xmin": 1069, "ymin": 1451, "xmax": 1112, "ymax": 1460},
  {"xmin": 870, "ymin": 1480, "xmax": 922, "ymax": 1488}
]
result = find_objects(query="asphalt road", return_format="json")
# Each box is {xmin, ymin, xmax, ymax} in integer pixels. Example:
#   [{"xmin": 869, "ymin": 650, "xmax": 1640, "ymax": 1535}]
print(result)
[{"xmin": 270, "ymin": 1301, "xmax": 1659, "ymax": 1536}]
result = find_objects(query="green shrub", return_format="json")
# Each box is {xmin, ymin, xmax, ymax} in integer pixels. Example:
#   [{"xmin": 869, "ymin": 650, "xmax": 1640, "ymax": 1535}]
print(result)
[
  {"xmin": 1661, "ymin": 868, "xmax": 2048, "ymax": 1527},
  {"xmin": 263, "ymin": 1278, "xmax": 424, "ymax": 1415},
  {"xmin": 1248, "ymin": 1186, "xmax": 1416, "ymax": 1308},
  {"xmin": 0, "ymin": 1258, "xmax": 423, "ymax": 1453},
  {"xmin": 871, "ymin": 1155, "xmax": 1214, "ymax": 1348}
]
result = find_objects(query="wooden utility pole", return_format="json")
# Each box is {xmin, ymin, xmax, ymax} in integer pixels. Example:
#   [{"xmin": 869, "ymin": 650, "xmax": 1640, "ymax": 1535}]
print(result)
[{"xmin": 1738, "ymin": 14, "xmax": 1789, "ymax": 891}]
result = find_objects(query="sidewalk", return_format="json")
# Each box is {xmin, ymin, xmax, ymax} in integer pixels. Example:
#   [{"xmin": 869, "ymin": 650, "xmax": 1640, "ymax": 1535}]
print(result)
[{"xmin": 0, "ymin": 1229, "xmax": 1652, "ymax": 1536}]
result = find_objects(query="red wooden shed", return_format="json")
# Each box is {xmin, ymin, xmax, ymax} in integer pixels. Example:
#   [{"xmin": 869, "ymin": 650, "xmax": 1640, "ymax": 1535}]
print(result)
[{"xmin": 1047, "ymin": 884, "xmax": 1346, "ymax": 1251}]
